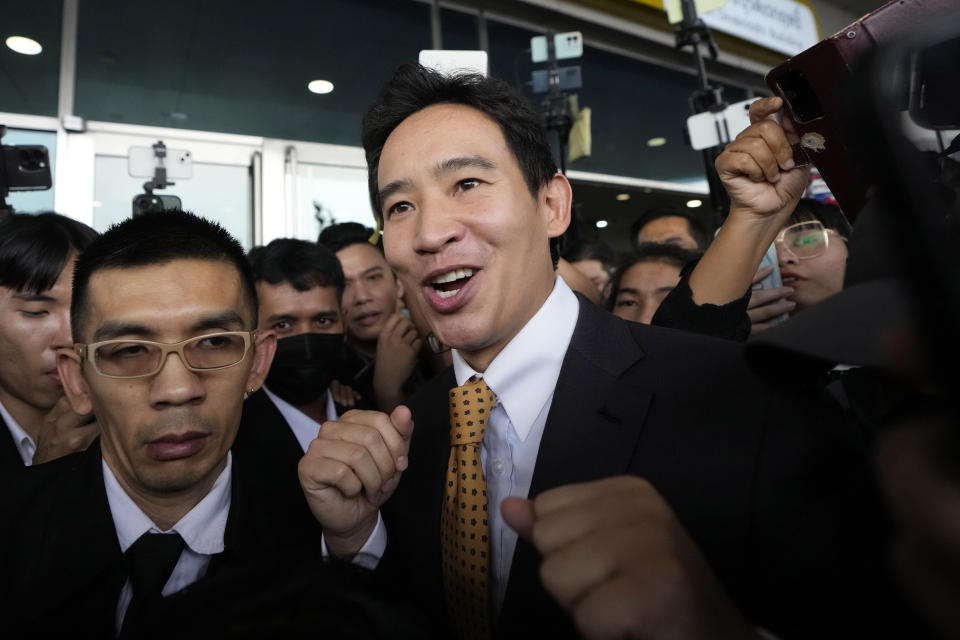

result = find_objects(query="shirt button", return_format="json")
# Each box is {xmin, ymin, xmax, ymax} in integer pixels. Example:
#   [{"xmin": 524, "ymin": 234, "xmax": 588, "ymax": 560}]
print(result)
[{"xmin": 491, "ymin": 460, "xmax": 505, "ymax": 476}]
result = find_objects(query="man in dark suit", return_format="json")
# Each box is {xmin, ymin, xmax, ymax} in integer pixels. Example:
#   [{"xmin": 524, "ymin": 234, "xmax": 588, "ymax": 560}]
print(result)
[
  {"xmin": 0, "ymin": 210, "xmax": 334, "ymax": 636},
  {"xmin": 297, "ymin": 65, "xmax": 878, "ymax": 639},
  {"xmin": 234, "ymin": 238, "xmax": 363, "ymax": 539},
  {"xmin": 0, "ymin": 212, "xmax": 99, "ymax": 468}
]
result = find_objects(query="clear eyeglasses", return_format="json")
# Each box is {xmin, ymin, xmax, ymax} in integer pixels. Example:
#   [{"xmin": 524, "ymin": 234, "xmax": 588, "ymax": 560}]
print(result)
[
  {"xmin": 775, "ymin": 221, "xmax": 836, "ymax": 261},
  {"xmin": 72, "ymin": 331, "xmax": 256, "ymax": 379}
]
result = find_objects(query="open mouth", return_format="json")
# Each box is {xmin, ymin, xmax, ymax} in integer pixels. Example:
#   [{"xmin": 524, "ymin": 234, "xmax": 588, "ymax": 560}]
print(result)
[{"xmin": 430, "ymin": 268, "xmax": 474, "ymax": 299}]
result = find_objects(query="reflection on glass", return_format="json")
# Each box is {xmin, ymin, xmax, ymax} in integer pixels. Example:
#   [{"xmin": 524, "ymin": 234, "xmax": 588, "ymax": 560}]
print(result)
[{"xmin": 93, "ymin": 155, "xmax": 252, "ymax": 247}]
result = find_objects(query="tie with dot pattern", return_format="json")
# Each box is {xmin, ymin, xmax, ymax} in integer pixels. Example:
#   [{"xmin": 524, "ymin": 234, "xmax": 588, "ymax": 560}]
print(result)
[{"xmin": 442, "ymin": 376, "xmax": 496, "ymax": 640}]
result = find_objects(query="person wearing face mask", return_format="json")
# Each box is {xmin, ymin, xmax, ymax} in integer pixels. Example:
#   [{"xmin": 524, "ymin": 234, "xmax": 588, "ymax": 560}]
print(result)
[{"xmin": 233, "ymin": 239, "xmax": 369, "ymax": 544}]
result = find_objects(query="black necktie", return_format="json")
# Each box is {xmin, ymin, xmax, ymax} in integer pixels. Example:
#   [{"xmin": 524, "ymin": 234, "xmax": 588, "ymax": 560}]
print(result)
[{"xmin": 121, "ymin": 532, "xmax": 185, "ymax": 637}]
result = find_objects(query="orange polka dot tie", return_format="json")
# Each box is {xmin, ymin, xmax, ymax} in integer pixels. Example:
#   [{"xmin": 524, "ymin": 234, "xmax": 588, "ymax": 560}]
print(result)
[{"xmin": 442, "ymin": 377, "xmax": 496, "ymax": 640}]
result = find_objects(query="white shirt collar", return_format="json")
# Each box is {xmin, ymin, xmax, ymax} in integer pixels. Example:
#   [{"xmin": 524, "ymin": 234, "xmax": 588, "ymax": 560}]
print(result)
[
  {"xmin": 103, "ymin": 452, "xmax": 232, "ymax": 555},
  {"xmin": 0, "ymin": 398, "xmax": 36, "ymax": 466},
  {"xmin": 452, "ymin": 276, "xmax": 579, "ymax": 441},
  {"xmin": 261, "ymin": 387, "xmax": 337, "ymax": 453}
]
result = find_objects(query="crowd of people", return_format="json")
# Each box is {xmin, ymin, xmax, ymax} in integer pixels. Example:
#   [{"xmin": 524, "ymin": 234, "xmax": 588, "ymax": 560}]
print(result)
[{"xmin": 0, "ymin": 54, "xmax": 957, "ymax": 640}]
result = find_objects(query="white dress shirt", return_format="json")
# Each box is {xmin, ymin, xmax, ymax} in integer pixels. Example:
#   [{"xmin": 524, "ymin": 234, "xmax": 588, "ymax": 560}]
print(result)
[
  {"xmin": 262, "ymin": 387, "xmax": 338, "ymax": 453},
  {"xmin": 104, "ymin": 453, "xmax": 232, "ymax": 633},
  {"xmin": 0, "ymin": 398, "xmax": 36, "ymax": 466},
  {"xmin": 451, "ymin": 275, "xmax": 579, "ymax": 612}
]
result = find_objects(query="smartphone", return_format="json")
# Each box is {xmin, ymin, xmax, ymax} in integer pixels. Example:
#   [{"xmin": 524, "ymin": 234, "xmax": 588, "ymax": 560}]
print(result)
[
  {"xmin": 1, "ymin": 145, "xmax": 52, "ymax": 191},
  {"xmin": 132, "ymin": 193, "xmax": 182, "ymax": 216},
  {"xmin": 128, "ymin": 146, "xmax": 193, "ymax": 180},
  {"xmin": 686, "ymin": 99, "xmax": 755, "ymax": 151},
  {"xmin": 752, "ymin": 242, "xmax": 789, "ymax": 327}
]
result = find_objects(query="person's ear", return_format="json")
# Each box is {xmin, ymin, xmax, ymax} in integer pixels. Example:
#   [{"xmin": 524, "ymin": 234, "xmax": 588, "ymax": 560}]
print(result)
[
  {"xmin": 542, "ymin": 173, "xmax": 572, "ymax": 239},
  {"xmin": 57, "ymin": 348, "xmax": 93, "ymax": 415},
  {"xmin": 245, "ymin": 331, "xmax": 277, "ymax": 393}
]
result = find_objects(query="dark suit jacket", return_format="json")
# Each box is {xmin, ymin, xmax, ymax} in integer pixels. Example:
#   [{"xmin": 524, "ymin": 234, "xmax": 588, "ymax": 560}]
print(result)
[
  {"xmin": 232, "ymin": 389, "xmax": 351, "ymax": 539},
  {"xmin": 0, "ymin": 439, "xmax": 326, "ymax": 637},
  {"xmin": 383, "ymin": 295, "xmax": 881, "ymax": 639},
  {"xmin": 0, "ymin": 411, "xmax": 25, "ymax": 470}
]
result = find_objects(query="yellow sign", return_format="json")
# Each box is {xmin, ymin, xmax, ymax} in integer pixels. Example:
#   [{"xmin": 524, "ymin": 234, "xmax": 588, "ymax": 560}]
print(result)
[{"xmin": 662, "ymin": 0, "xmax": 727, "ymax": 24}]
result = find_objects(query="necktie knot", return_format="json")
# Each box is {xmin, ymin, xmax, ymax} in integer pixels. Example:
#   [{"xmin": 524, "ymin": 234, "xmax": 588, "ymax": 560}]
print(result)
[{"xmin": 449, "ymin": 377, "xmax": 496, "ymax": 446}]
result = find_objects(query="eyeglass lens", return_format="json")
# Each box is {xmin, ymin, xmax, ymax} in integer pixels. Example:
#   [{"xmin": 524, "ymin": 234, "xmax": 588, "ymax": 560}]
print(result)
[
  {"xmin": 781, "ymin": 223, "xmax": 828, "ymax": 258},
  {"xmin": 93, "ymin": 333, "xmax": 248, "ymax": 377}
]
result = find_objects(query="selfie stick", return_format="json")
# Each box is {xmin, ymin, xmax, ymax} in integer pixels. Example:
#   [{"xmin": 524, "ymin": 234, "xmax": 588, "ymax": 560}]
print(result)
[{"xmin": 675, "ymin": 0, "xmax": 731, "ymax": 227}]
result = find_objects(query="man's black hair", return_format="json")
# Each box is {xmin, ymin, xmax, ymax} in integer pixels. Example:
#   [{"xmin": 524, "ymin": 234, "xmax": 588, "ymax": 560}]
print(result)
[
  {"xmin": 318, "ymin": 222, "xmax": 381, "ymax": 253},
  {"xmin": 248, "ymin": 238, "xmax": 345, "ymax": 296},
  {"xmin": 607, "ymin": 243, "xmax": 701, "ymax": 312},
  {"xmin": 361, "ymin": 63, "xmax": 561, "ymax": 264},
  {"xmin": 71, "ymin": 210, "xmax": 257, "ymax": 342},
  {"xmin": 0, "ymin": 212, "xmax": 98, "ymax": 294},
  {"xmin": 561, "ymin": 238, "xmax": 616, "ymax": 271},
  {"xmin": 630, "ymin": 207, "xmax": 711, "ymax": 252},
  {"xmin": 789, "ymin": 198, "xmax": 853, "ymax": 240}
]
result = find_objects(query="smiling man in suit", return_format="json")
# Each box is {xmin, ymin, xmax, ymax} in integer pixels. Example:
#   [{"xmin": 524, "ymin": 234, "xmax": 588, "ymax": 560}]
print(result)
[{"xmin": 298, "ymin": 65, "xmax": 877, "ymax": 640}]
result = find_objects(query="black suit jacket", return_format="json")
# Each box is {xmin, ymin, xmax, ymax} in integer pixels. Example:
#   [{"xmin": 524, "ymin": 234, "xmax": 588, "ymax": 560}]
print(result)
[
  {"xmin": 383, "ymin": 296, "xmax": 880, "ymax": 639},
  {"xmin": 0, "ymin": 439, "xmax": 326, "ymax": 637},
  {"xmin": 0, "ymin": 411, "xmax": 25, "ymax": 470}
]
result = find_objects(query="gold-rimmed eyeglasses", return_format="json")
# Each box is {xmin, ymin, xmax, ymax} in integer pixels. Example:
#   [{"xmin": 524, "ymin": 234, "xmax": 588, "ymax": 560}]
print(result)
[
  {"xmin": 774, "ymin": 221, "xmax": 839, "ymax": 261},
  {"xmin": 70, "ymin": 331, "xmax": 256, "ymax": 379}
]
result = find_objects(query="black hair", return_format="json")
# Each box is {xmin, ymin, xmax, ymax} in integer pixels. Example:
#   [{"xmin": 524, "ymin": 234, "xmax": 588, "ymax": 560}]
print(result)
[
  {"xmin": 71, "ymin": 210, "xmax": 257, "ymax": 341},
  {"xmin": 788, "ymin": 199, "xmax": 853, "ymax": 240},
  {"xmin": 0, "ymin": 212, "xmax": 98, "ymax": 294},
  {"xmin": 361, "ymin": 63, "xmax": 560, "ymax": 264},
  {"xmin": 561, "ymin": 238, "xmax": 616, "ymax": 272},
  {"xmin": 248, "ymin": 238, "xmax": 345, "ymax": 296},
  {"xmin": 630, "ymin": 207, "xmax": 711, "ymax": 252},
  {"xmin": 607, "ymin": 243, "xmax": 700, "ymax": 312},
  {"xmin": 317, "ymin": 222, "xmax": 381, "ymax": 253}
]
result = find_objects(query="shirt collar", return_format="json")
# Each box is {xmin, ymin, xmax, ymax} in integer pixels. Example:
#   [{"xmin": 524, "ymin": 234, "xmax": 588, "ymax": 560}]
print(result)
[
  {"xmin": 262, "ymin": 387, "xmax": 336, "ymax": 453},
  {"xmin": 0, "ymin": 398, "xmax": 36, "ymax": 466},
  {"xmin": 103, "ymin": 452, "xmax": 232, "ymax": 555},
  {"xmin": 452, "ymin": 276, "xmax": 579, "ymax": 441}
]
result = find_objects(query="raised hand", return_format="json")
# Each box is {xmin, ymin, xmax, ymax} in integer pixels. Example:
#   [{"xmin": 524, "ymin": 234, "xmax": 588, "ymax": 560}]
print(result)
[
  {"xmin": 503, "ymin": 476, "xmax": 761, "ymax": 640},
  {"xmin": 32, "ymin": 395, "xmax": 99, "ymax": 465},
  {"xmin": 373, "ymin": 312, "xmax": 423, "ymax": 412},
  {"xmin": 298, "ymin": 405, "xmax": 413, "ymax": 557},
  {"xmin": 716, "ymin": 96, "xmax": 808, "ymax": 221}
]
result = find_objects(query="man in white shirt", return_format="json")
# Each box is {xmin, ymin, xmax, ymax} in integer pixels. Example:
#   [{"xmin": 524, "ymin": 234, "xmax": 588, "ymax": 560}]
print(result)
[
  {"xmin": 0, "ymin": 212, "xmax": 100, "ymax": 468},
  {"xmin": 0, "ymin": 210, "xmax": 342, "ymax": 637},
  {"xmin": 298, "ymin": 66, "xmax": 878, "ymax": 640}
]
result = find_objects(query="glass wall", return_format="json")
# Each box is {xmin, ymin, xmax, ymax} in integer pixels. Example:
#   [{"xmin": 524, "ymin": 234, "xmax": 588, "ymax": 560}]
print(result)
[
  {"xmin": 0, "ymin": 1, "xmax": 61, "ymax": 116},
  {"xmin": 93, "ymin": 155, "xmax": 252, "ymax": 246},
  {"xmin": 74, "ymin": 0, "xmax": 430, "ymax": 145}
]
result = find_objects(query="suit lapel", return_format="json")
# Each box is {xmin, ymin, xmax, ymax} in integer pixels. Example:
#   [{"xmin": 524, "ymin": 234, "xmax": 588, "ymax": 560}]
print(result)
[
  {"xmin": 500, "ymin": 299, "xmax": 652, "ymax": 637},
  {"xmin": 529, "ymin": 296, "xmax": 652, "ymax": 495},
  {"xmin": 37, "ymin": 441, "xmax": 126, "ymax": 625}
]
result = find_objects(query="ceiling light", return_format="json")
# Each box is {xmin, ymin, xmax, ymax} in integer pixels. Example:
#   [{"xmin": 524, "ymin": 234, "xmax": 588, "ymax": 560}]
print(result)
[
  {"xmin": 308, "ymin": 79, "xmax": 334, "ymax": 94},
  {"xmin": 6, "ymin": 36, "xmax": 42, "ymax": 55},
  {"xmin": 615, "ymin": 193, "xmax": 630, "ymax": 201},
  {"xmin": 595, "ymin": 220, "xmax": 608, "ymax": 229},
  {"xmin": 686, "ymin": 199, "xmax": 703, "ymax": 208},
  {"xmin": 646, "ymin": 137, "xmax": 667, "ymax": 147}
]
